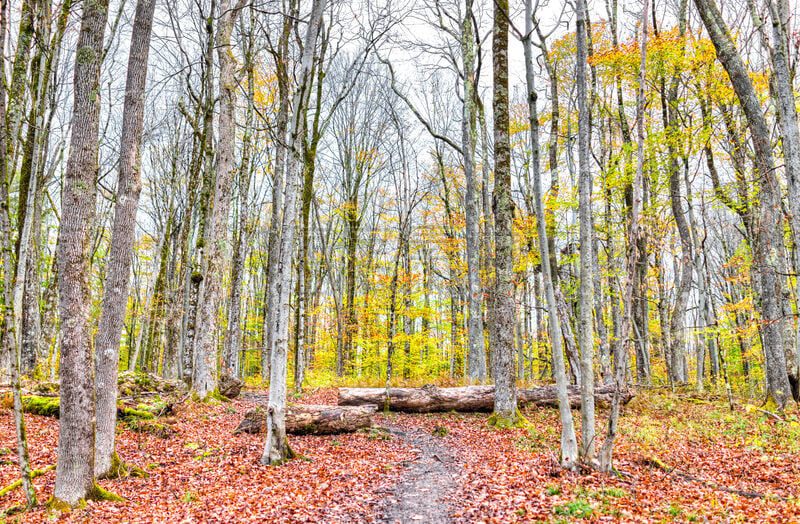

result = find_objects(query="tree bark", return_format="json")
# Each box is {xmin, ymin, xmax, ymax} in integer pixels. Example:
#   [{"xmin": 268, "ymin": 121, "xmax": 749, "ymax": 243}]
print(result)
[
  {"xmin": 0, "ymin": 0, "xmax": 35, "ymax": 505},
  {"xmin": 53, "ymin": 0, "xmax": 110, "ymax": 506},
  {"xmin": 491, "ymin": 0, "xmax": 517, "ymax": 425},
  {"xmin": 693, "ymin": 0, "xmax": 793, "ymax": 408},
  {"xmin": 223, "ymin": 24, "xmax": 255, "ymax": 379},
  {"xmin": 191, "ymin": 0, "xmax": 245, "ymax": 399},
  {"xmin": 661, "ymin": 0, "xmax": 690, "ymax": 385},
  {"xmin": 575, "ymin": 0, "xmax": 595, "ymax": 459},
  {"xmin": 93, "ymin": 0, "xmax": 156, "ymax": 478},
  {"xmin": 339, "ymin": 385, "xmax": 632, "ymax": 413},
  {"xmin": 523, "ymin": 0, "xmax": 578, "ymax": 469},
  {"xmin": 599, "ymin": 0, "xmax": 647, "ymax": 473},
  {"xmin": 261, "ymin": 0, "xmax": 325, "ymax": 466},
  {"xmin": 461, "ymin": 0, "xmax": 487, "ymax": 382},
  {"xmin": 235, "ymin": 404, "xmax": 377, "ymax": 435},
  {"xmin": 766, "ymin": 0, "xmax": 800, "ymax": 400},
  {"xmin": 263, "ymin": 1, "xmax": 294, "ymax": 384}
]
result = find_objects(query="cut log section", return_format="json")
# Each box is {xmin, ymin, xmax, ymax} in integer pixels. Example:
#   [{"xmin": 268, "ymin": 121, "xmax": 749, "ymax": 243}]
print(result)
[
  {"xmin": 337, "ymin": 384, "xmax": 633, "ymax": 413},
  {"xmin": 233, "ymin": 403, "xmax": 378, "ymax": 436}
]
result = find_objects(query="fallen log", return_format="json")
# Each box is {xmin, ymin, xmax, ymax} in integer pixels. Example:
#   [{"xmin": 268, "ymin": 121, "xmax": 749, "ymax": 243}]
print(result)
[
  {"xmin": 233, "ymin": 404, "xmax": 377, "ymax": 435},
  {"xmin": 337, "ymin": 384, "xmax": 634, "ymax": 413}
]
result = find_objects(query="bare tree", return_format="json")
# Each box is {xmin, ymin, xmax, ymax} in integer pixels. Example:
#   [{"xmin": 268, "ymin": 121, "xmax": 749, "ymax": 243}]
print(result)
[
  {"xmin": 522, "ymin": 0, "xmax": 577, "ymax": 469},
  {"xmin": 599, "ymin": 0, "xmax": 648, "ymax": 473},
  {"xmin": 575, "ymin": 0, "xmax": 595, "ymax": 459},
  {"xmin": 191, "ymin": 0, "xmax": 247, "ymax": 399}
]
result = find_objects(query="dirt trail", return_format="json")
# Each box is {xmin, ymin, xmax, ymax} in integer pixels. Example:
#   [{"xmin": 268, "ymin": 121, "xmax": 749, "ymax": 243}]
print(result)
[{"xmin": 376, "ymin": 425, "xmax": 458, "ymax": 524}]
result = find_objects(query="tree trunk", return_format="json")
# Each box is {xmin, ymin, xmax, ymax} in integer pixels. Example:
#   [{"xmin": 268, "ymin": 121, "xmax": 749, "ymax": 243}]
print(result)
[
  {"xmin": 523, "ymin": 0, "xmax": 578, "ymax": 468},
  {"xmin": 191, "ymin": 0, "xmax": 244, "ymax": 399},
  {"xmin": 263, "ymin": 4, "xmax": 294, "ymax": 384},
  {"xmin": 491, "ymin": 0, "xmax": 517, "ymax": 426},
  {"xmin": 661, "ymin": 0, "xmax": 690, "ymax": 385},
  {"xmin": 461, "ymin": 0, "xmax": 487, "ymax": 382},
  {"xmin": 385, "ymin": 231, "xmax": 403, "ymax": 406},
  {"xmin": 599, "ymin": 0, "xmax": 647, "ymax": 473},
  {"xmin": 93, "ymin": 0, "xmax": 156, "ymax": 478},
  {"xmin": 693, "ymin": 0, "xmax": 793, "ymax": 408},
  {"xmin": 235, "ymin": 404, "xmax": 377, "ymax": 435},
  {"xmin": 261, "ymin": 0, "xmax": 325, "ymax": 466},
  {"xmin": 339, "ymin": 384, "xmax": 632, "ymax": 413},
  {"xmin": 575, "ymin": 0, "xmax": 595, "ymax": 459},
  {"xmin": 0, "ymin": 0, "xmax": 35, "ymax": 505},
  {"xmin": 766, "ymin": 0, "xmax": 800, "ymax": 400},
  {"xmin": 53, "ymin": 0, "xmax": 110, "ymax": 506},
  {"xmin": 223, "ymin": 29, "xmax": 254, "ymax": 379}
]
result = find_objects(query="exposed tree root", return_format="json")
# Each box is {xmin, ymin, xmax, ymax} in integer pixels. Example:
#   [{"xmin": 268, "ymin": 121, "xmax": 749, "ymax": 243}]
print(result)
[{"xmin": 0, "ymin": 465, "xmax": 54, "ymax": 499}]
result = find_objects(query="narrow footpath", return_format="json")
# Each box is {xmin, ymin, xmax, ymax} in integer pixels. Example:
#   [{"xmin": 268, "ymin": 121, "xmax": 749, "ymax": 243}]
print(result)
[{"xmin": 377, "ymin": 425, "xmax": 458, "ymax": 523}]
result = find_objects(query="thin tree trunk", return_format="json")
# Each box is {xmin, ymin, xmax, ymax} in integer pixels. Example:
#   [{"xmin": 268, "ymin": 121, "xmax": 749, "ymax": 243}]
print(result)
[
  {"xmin": 575, "ymin": 0, "xmax": 595, "ymax": 459},
  {"xmin": 766, "ymin": 0, "xmax": 800, "ymax": 400},
  {"xmin": 263, "ymin": 1, "xmax": 295, "ymax": 385},
  {"xmin": 661, "ymin": 0, "xmax": 690, "ymax": 385},
  {"xmin": 191, "ymin": 0, "xmax": 245, "ymax": 399},
  {"xmin": 461, "ymin": 0, "xmax": 487, "ymax": 382},
  {"xmin": 523, "ymin": 0, "xmax": 577, "ymax": 468},
  {"xmin": 223, "ymin": 26, "xmax": 255, "ymax": 379},
  {"xmin": 93, "ymin": 0, "xmax": 156, "ymax": 468},
  {"xmin": 693, "ymin": 0, "xmax": 793, "ymax": 408},
  {"xmin": 261, "ymin": 0, "xmax": 325, "ymax": 465},
  {"xmin": 386, "ymin": 229, "xmax": 405, "ymax": 408},
  {"xmin": 0, "ymin": 0, "xmax": 36, "ymax": 506},
  {"xmin": 599, "ymin": 0, "xmax": 647, "ymax": 473}
]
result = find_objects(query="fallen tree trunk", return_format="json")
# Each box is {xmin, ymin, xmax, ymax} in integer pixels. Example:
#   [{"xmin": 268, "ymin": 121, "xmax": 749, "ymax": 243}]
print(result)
[
  {"xmin": 338, "ymin": 384, "xmax": 633, "ymax": 413},
  {"xmin": 233, "ymin": 404, "xmax": 377, "ymax": 436}
]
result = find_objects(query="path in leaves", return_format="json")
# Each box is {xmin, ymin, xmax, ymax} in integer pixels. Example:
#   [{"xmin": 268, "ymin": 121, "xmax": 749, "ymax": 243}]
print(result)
[
  {"xmin": 2, "ymin": 388, "xmax": 800, "ymax": 522},
  {"xmin": 377, "ymin": 425, "xmax": 457, "ymax": 523}
]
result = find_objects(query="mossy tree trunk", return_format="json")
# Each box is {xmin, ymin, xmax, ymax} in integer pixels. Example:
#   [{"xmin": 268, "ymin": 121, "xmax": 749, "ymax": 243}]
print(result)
[{"xmin": 491, "ymin": 0, "xmax": 517, "ymax": 426}]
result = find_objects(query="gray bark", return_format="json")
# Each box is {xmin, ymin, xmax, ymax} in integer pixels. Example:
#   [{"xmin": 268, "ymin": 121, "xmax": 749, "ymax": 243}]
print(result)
[
  {"xmin": 599, "ymin": 0, "xmax": 647, "ymax": 473},
  {"xmin": 766, "ymin": 0, "xmax": 800, "ymax": 399},
  {"xmin": 0, "ymin": 0, "xmax": 36, "ymax": 506},
  {"xmin": 261, "ymin": 0, "xmax": 325, "ymax": 465},
  {"xmin": 491, "ymin": 0, "xmax": 517, "ymax": 424},
  {"xmin": 340, "ymin": 385, "xmax": 632, "ymax": 412},
  {"xmin": 54, "ymin": 0, "xmax": 110, "ymax": 505},
  {"xmin": 93, "ymin": 0, "xmax": 156, "ymax": 478},
  {"xmin": 223, "ymin": 32, "xmax": 255, "ymax": 379},
  {"xmin": 191, "ymin": 0, "xmax": 245, "ymax": 399},
  {"xmin": 575, "ymin": 0, "xmax": 595, "ymax": 459},
  {"xmin": 663, "ymin": 0, "xmax": 690, "ymax": 384},
  {"xmin": 461, "ymin": 0, "xmax": 487, "ymax": 382},
  {"xmin": 235, "ymin": 404, "xmax": 377, "ymax": 435},
  {"xmin": 263, "ymin": 3, "xmax": 294, "ymax": 383},
  {"xmin": 693, "ymin": 0, "xmax": 793, "ymax": 408},
  {"xmin": 523, "ymin": 0, "xmax": 578, "ymax": 468}
]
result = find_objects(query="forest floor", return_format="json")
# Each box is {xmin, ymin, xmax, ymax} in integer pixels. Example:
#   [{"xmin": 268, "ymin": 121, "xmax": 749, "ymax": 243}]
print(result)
[{"xmin": 1, "ymin": 386, "xmax": 799, "ymax": 522}]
